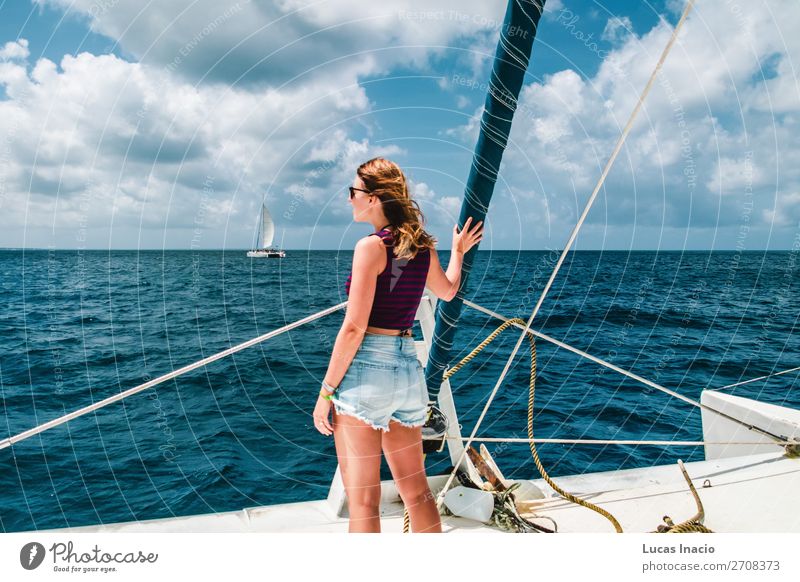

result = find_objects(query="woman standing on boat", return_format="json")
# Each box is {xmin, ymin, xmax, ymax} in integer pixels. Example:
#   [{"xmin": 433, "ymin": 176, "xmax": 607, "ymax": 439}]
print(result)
[{"xmin": 312, "ymin": 157, "xmax": 483, "ymax": 533}]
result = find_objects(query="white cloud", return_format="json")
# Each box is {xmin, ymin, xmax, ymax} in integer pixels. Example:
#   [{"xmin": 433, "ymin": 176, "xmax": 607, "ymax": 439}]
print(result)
[
  {"xmin": 0, "ymin": 39, "xmax": 30, "ymax": 61},
  {"xmin": 4, "ymin": 0, "xmax": 546, "ymax": 249},
  {"xmin": 447, "ymin": 0, "xmax": 800, "ymax": 248},
  {"xmin": 36, "ymin": 0, "xmax": 510, "ymax": 86},
  {"xmin": 0, "ymin": 46, "xmax": 377, "ymax": 248},
  {"xmin": 542, "ymin": 0, "xmax": 565, "ymax": 16},
  {"xmin": 410, "ymin": 181, "xmax": 436, "ymax": 201},
  {"xmin": 601, "ymin": 16, "xmax": 633, "ymax": 44},
  {"xmin": 3, "ymin": 0, "xmax": 798, "ymax": 250},
  {"xmin": 410, "ymin": 181, "xmax": 463, "ymax": 227},
  {"xmin": 763, "ymin": 192, "xmax": 800, "ymax": 227}
]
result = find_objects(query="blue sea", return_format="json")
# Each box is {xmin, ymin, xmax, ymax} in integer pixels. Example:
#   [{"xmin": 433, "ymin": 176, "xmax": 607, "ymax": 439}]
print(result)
[{"xmin": 1, "ymin": 249, "xmax": 798, "ymax": 532}]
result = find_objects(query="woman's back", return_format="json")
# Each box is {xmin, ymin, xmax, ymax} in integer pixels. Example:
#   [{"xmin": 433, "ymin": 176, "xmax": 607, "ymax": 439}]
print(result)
[{"xmin": 345, "ymin": 227, "xmax": 431, "ymax": 331}]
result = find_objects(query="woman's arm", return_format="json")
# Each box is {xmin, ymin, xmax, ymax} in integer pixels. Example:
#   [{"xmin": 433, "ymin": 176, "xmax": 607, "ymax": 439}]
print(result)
[
  {"xmin": 426, "ymin": 247, "xmax": 463, "ymax": 301},
  {"xmin": 425, "ymin": 217, "xmax": 483, "ymax": 301},
  {"xmin": 322, "ymin": 235, "xmax": 384, "ymax": 388}
]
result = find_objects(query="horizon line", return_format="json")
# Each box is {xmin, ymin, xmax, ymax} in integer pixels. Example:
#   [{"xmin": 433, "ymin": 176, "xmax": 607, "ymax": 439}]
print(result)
[{"xmin": 1, "ymin": 247, "xmax": 793, "ymax": 253}]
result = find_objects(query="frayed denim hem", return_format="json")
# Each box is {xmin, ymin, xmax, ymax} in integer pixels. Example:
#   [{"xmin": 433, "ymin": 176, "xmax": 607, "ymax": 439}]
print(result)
[
  {"xmin": 389, "ymin": 416, "xmax": 427, "ymax": 429},
  {"xmin": 333, "ymin": 405, "xmax": 390, "ymax": 432}
]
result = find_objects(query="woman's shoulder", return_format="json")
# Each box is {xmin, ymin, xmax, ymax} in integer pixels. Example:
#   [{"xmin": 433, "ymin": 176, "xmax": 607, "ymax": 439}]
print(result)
[
  {"xmin": 353, "ymin": 234, "xmax": 388, "ymax": 275},
  {"xmin": 354, "ymin": 234, "xmax": 387, "ymax": 254}
]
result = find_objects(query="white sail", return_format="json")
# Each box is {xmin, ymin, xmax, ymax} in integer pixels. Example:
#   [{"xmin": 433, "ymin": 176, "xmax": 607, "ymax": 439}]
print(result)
[{"xmin": 260, "ymin": 204, "xmax": 275, "ymax": 248}]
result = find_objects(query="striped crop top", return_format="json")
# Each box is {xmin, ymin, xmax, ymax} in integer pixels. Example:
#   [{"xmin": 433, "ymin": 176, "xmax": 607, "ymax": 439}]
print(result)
[{"xmin": 345, "ymin": 227, "xmax": 431, "ymax": 331}]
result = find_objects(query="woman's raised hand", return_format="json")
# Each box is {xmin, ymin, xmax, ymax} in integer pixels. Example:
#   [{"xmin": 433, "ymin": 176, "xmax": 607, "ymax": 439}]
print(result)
[{"xmin": 452, "ymin": 216, "xmax": 484, "ymax": 254}]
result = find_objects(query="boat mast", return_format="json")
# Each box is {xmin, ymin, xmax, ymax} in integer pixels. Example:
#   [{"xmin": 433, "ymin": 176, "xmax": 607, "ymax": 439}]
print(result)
[{"xmin": 425, "ymin": 0, "xmax": 546, "ymax": 400}]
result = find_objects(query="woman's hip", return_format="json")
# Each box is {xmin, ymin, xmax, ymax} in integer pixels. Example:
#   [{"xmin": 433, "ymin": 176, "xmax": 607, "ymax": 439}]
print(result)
[{"xmin": 352, "ymin": 333, "xmax": 418, "ymax": 365}]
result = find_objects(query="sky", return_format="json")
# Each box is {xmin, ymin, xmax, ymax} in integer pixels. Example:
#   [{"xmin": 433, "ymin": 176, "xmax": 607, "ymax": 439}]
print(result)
[{"xmin": 0, "ymin": 0, "xmax": 798, "ymax": 251}]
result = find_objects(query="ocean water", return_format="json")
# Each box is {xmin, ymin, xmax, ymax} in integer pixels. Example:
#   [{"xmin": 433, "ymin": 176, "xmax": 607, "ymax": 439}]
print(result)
[{"xmin": 1, "ymin": 249, "xmax": 798, "ymax": 532}]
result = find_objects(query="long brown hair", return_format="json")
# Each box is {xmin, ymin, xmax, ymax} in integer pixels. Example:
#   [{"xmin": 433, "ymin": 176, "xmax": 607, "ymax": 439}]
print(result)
[{"xmin": 356, "ymin": 157, "xmax": 436, "ymax": 260}]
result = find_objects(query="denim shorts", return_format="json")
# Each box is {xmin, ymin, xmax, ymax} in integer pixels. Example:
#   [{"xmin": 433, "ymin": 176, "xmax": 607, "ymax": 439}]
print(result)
[{"xmin": 331, "ymin": 333, "xmax": 429, "ymax": 432}]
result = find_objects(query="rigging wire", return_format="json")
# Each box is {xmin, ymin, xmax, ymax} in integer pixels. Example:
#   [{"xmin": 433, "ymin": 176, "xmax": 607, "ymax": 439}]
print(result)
[{"xmin": 434, "ymin": 0, "xmax": 699, "ymax": 512}]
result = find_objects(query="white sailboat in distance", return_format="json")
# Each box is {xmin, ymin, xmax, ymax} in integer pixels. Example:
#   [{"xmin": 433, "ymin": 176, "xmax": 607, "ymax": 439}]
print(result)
[{"xmin": 247, "ymin": 203, "xmax": 285, "ymax": 258}]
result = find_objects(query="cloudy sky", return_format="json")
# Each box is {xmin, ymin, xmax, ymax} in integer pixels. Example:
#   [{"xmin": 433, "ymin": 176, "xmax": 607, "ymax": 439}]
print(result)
[{"xmin": 0, "ymin": 0, "xmax": 798, "ymax": 250}]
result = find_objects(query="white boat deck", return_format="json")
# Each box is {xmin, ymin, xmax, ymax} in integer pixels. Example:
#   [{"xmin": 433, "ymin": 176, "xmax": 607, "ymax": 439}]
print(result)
[
  {"xmin": 38, "ymin": 450, "xmax": 798, "ymax": 534},
  {"xmin": 524, "ymin": 450, "xmax": 800, "ymax": 533}
]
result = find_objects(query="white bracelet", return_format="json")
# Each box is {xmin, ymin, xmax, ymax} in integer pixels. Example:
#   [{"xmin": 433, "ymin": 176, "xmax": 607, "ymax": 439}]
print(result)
[{"xmin": 321, "ymin": 380, "xmax": 337, "ymax": 394}]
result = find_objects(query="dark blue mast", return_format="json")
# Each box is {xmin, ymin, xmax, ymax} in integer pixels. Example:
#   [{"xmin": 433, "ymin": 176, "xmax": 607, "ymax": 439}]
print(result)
[{"xmin": 425, "ymin": 0, "xmax": 546, "ymax": 400}]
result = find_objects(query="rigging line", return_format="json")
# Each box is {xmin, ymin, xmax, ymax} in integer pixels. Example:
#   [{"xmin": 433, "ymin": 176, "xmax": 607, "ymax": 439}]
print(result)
[
  {"xmin": 438, "ymin": 436, "xmax": 796, "ymax": 446},
  {"xmin": 514, "ymin": 0, "xmax": 545, "ymax": 29},
  {"xmin": 434, "ymin": 1, "xmax": 706, "ymax": 509},
  {"xmin": 471, "ymin": 153, "xmax": 503, "ymax": 183},
  {"xmin": 462, "ymin": 298, "xmax": 794, "ymax": 445},
  {"xmin": 711, "ymin": 366, "xmax": 800, "ymax": 391},
  {"xmin": 463, "ymin": 299, "xmax": 703, "ymax": 407},
  {"xmin": 497, "ymin": 34, "xmax": 529, "ymax": 71},
  {"xmin": 494, "ymin": 39, "xmax": 529, "ymax": 79},
  {"xmin": 0, "ymin": 301, "xmax": 348, "ymax": 451},
  {"xmin": 520, "ymin": 0, "xmax": 697, "ymax": 355},
  {"xmin": 489, "ymin": 55, "xmax": 525, "ymax": 94},
  {"xmin": 487, "ymin": 72, "xmax": 521, "ymax": 112}
]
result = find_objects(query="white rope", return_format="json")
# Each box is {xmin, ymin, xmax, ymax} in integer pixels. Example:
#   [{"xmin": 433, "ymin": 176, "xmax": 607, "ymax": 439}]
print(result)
[
  {"xmin": 0, "ymin": 301, "xmax": 348, "ymax": 451},
  {"xmin": 711, "ymin": 366, "xmax": 800, "ymax": 391},
  {"xmin": 435, "ymin": 0, "xmax": 697, "ymax": 510},
  {"xmin": 463, "ymin": 299, "xmax": 703, "ymax": 408},
  {"xmin": 440, "ymin": 436, "xmax": 795, "ymax": 446},
  {"xmin": 462, "ymin": 299, "xmax": 792, "ymax": 444}
]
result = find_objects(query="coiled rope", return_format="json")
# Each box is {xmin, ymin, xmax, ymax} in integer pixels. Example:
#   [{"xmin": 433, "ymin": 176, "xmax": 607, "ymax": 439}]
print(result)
[
  {"xmin": 402, "ymin": 318, "xmax": 724, "ymax": 533},
  {"xmin": 653, "ymin": 460, "xmax": 713, "ymax": 533},
  {"xmin": 403, "ymin": 318, "xmax": 623, "ymax": 533}
]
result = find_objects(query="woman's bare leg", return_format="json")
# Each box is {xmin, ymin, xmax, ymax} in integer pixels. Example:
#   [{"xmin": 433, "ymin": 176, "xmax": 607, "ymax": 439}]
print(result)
[
  {"xmin": 382, "ymin": 421, "xmax": 442, "ymax": 533},
  {"xmin": 332, "ymin": 407, "xmax": 384, "ymax": 533}
]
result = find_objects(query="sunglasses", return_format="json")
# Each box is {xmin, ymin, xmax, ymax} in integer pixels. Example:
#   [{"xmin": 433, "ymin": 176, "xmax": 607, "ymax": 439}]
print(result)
[{"xmin": 349, "ymin": 186, "xmax": 372, "ymax": 199}]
